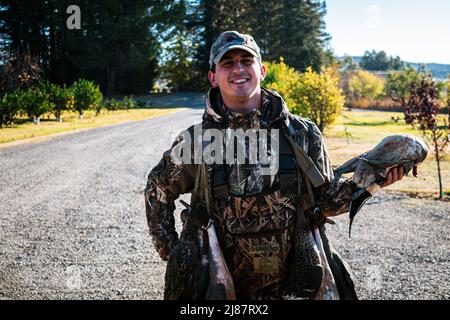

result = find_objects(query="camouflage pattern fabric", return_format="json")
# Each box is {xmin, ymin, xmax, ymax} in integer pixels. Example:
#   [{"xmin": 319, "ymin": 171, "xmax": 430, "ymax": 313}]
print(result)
[{"xmin": 144, "ymin": 87, "xmax": 357, "ymax": 299}]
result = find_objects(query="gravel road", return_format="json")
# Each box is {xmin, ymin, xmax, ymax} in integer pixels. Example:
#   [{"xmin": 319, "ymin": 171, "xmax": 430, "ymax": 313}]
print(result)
[{"xmin": 0, "ymin": 106, "xmax": 449, "ymax": 300}]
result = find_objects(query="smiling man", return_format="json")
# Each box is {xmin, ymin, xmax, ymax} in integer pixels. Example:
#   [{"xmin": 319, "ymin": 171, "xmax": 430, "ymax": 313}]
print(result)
[{"xmin": 144, "ymin": 31, "xmax": 404, "ymax": 300}]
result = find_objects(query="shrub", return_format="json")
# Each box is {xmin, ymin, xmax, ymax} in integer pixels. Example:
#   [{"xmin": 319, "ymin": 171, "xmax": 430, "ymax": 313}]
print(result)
[
  {"xmin": 103, "ymin": 98, "xmax": 121, "ymax": 111},
  {"xmin": 71, "ymin": 79, "xmax": 102, "ymax": 119},
  {"xmin": 39, "ymin": 81, "xmax": 74, "ymax": 121},
  {"xmin": 0, "ymin": 91, "xmax": 22, "ymax": 127},
  {"xmin": 385, "ymin": 68, "xmax": 421, "ymax": 108},
  {"xmin": 348, "ymin": 70, "xmax": 385, "ymax": 100},
  {"xmin": 20, "ymin": 87, "xmax": 55, "ymax": 124},
  {"xmin": 262, "ymin": 57, "xmax": 301, "ymax": 109},
  {"xmin": 122, "ymin": 96, "xmax": 137, "ymax": 110},
  {"xmin": 263, "ymin": 59, "xmax": 345, "ymax": 132}
]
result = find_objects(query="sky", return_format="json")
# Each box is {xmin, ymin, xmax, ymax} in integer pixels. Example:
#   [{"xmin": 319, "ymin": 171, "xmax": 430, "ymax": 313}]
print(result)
[{"xmin": 324, "ymin": 0, "xmax": 450, "ymax": 64}]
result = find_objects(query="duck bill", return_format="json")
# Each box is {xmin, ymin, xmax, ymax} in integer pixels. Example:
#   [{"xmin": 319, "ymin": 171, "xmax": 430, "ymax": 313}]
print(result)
[{"xmin": 349, "ymin": 189, "xmax": 373, "ymax": 237}]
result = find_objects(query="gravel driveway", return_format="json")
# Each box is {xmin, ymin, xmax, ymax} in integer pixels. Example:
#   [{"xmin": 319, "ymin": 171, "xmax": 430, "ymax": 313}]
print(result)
[{"xmin": 0, "ymin": 106, "xmax": 448, "ymax": 300}]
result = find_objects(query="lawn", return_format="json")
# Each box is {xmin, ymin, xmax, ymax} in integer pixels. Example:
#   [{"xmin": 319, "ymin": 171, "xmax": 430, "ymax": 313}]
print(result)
[
  {"xmin": 0, "ymin": 108, "xmax": 183, "ymax": 145},
  {"xmin": 324, "ymin": 110, "xmax": 450, "ymax": 197}
]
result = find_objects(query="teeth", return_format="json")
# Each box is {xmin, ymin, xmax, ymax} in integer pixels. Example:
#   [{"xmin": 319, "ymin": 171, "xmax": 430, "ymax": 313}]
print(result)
[{"xmin": 232, "ymin": 79, "xmax": 247, "ymax": 84}]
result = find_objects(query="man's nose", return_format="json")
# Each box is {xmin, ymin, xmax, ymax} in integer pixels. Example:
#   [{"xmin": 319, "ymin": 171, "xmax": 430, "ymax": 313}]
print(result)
[{"xmin": 232, "ymin": 61, "xmax": 245, "ymax": 73}]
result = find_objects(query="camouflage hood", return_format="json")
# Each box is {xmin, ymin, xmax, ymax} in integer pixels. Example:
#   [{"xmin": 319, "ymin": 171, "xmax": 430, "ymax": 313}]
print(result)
[{"xmin": 203, "ymin": 86, "xmax": 290, "ymax": 125}]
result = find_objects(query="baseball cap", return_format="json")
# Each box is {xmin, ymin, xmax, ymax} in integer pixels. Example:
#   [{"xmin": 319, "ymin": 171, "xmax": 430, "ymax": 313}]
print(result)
[{"xmin": 209, "ymin": 31, "xmax": 262, "ymax": 69}]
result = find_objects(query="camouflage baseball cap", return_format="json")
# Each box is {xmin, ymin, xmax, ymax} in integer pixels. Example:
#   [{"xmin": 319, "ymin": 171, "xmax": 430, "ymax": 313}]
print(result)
[{"xmin": 209, "ymin": 31, "xmax": 262, "ymax": 68}]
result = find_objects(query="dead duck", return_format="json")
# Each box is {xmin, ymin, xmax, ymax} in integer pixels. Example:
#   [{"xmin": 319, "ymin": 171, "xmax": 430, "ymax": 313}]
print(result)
[
  {"xmin": 163, "ymin": 200, "xmax": 210, "ymax": 300},
  {"xmin": 332, "ymin": 134, "xmax": 428, "ymax": 236},
  {"xmin": 167, "ymin": 200, "xmax": 236, "ymax": 300}
]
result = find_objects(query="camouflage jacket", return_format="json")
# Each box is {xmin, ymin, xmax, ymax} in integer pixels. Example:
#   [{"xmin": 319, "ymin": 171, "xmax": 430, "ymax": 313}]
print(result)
[{"xmin": 145, "ymin": 87, "xmax": 358, "ymax": 300}]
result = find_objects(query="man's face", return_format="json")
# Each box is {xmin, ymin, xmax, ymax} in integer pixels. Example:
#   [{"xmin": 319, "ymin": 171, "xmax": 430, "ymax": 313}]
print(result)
[{"xmin": 208, "ymin": 49, "xmax": 266, "ymax": 105}]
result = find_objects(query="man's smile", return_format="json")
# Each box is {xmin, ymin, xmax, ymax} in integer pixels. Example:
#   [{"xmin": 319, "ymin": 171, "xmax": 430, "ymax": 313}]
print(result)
[{"xmin": 229, "ymin": 78, "xmax": 250, "ymax": 85}]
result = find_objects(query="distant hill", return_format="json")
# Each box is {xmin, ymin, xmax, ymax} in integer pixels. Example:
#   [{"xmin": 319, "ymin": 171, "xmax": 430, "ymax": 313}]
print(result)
[{"xmin": 344, "ymin": 56, "xmax": 450, "ymax": 81}]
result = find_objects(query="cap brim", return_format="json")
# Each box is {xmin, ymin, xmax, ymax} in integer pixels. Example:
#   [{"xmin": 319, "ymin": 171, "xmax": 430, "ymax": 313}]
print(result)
[{"xmin": 212, "ymin": 45, "xmax": 260, "ymax": 66}]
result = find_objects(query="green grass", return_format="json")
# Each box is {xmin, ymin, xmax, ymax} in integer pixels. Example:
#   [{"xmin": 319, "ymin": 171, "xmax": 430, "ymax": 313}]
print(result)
[
  {"xmin": 324, "ymin": 110, "xmax": 449, "ymax": 197},
  {"xmin": 0, "ymin": 108, "xmax": 184, "ymax": 145}
]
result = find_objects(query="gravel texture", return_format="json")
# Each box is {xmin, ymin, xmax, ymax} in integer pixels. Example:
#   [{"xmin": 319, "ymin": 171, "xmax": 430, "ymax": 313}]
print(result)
[{"xmin": 0, "ymin": 108, "xmax": 448, "ymax": 300}]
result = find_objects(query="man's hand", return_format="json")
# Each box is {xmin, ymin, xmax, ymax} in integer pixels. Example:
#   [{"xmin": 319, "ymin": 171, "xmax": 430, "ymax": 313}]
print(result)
[{"xmin": 380, "ymin": 166, "xmax": 405, "ymax": 188}]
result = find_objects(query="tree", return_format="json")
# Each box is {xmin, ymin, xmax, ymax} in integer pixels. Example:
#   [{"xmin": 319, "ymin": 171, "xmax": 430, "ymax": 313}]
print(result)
[
  {"xmin": 185, "ymin": 0, "xmax": 330, "ymax": 91},
  {"xmin": 405, "ymin": 75, "xmax": 449, "ymax": 198},
  {"xmin": 0, "ymin": 48, "xmax": 43, "ymax": 95},
  {"xmin": 385, "ymin": 67, "xmax": 422, "ymax": 109},
  {"xmin": 0, "ymin": 91, "xmax": 21, "ymax": 127},
  {"xmin": 292, "ymin": 66, "xmax": 345, "ymax": 132},
  {"xmin": 360, "ymin": 50, "xmax": 405, "ymax": 71},
  {"xmin": 360, "ymin": 50, "xmax": 390, "ymax": 71},
  {"xmin": 348, "ymin": 70, "xmax": 384, "ymax": 100},
  {"xmin": 0, "ymin": 0, "xmax": 176, "ymax": 94},
  {"xmin": 263, "ymin": 57, "xmax": 303, "ymax": 109},
  {"xmin": 21, "ymin": 87, "xmax": 55, "ymax": 124},
  {"xmin": 340, "ymin": 55, "xmax": 359, "ymax": 71},
  {"xmin": 71, "ymin": 79, "xmax": 102, "ymax": 119},
  {"xmin": 263, "ymin": 59, "xmax": 344, "ymax": 132},
  {"xmin": 40, "ymin": 81, "xmax": 74, "ymax": 122}
]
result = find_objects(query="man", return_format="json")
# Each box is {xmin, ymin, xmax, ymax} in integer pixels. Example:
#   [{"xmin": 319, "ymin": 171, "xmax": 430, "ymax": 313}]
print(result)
[{"xmin": 144, "ymin": 31, "xmax": 404, "ymax": 300}]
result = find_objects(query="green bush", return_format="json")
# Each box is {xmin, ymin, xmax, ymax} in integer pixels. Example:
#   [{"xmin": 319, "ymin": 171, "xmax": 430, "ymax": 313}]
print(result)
[
  {"xmin": 122, "ymin": 95, "xmax": 137, "ymax": 110},
  {"xmin": 0, "ymin": 91, "xmax": 22, "ymax": 127},
  {"xmin": 103, "ymin": 98, "xmax": 121, "ymax": 111},
  {"xmin": 40, "ymin": 81, "xmax": 74, "ymax": 121},
  {"xmin": 71, "ymin": 79, "xmax": 102, "ymax": 118},
  {"xmin": 21, "ymin": 87, "xmax": 55, "ymax": 124}
]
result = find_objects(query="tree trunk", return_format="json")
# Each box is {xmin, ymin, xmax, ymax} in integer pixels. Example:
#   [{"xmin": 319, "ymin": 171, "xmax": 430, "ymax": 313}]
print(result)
[
  {"xmin": 433, "ymin": 131, "xmax": 443, "ymax": 199},
  {"xmin": 106, "ymin": 63, "xmax": 115, "ymax": 97}
]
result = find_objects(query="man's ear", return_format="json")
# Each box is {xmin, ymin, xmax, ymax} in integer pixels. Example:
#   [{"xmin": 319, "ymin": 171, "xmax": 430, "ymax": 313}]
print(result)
[
  {"xmin": 260, "ymin": 63, "xmax": 267, "ymax": 81},
  {"xmin": 208, "ymin": 71, "xmax": 218, "ymax": 87}
]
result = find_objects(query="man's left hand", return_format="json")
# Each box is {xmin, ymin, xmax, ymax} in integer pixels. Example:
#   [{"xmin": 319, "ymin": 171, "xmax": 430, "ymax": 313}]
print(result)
[{"xmin": 380, "ymin": 166, "xmax": 405, "ymax": 188}]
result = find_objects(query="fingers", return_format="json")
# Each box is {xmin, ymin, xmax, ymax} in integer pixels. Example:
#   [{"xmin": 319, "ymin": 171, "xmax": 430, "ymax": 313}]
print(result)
[
  {"xmin": 391, "ymin": 166, "xmax": 398, "ymax": 182},
  {"xmin": 398, "ymin": 166, "xmax": 404, "ymax": 180},
  {"xmin": 381, "ymin": 166, "xmax": 405, "ymax": 188},
  {"xmin": 381, "ymin": 171, "xmax": 393, "ymax": 187}
]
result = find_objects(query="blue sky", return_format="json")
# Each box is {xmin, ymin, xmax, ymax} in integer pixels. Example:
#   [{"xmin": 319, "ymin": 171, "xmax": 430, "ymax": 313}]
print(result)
[{"xmin": 324, "ymin": 0, "xmax": 450, "ymax": 64}]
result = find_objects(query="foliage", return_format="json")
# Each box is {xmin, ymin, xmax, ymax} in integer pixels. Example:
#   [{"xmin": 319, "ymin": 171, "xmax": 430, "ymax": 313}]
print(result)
[
  {"xmin": 385, "ymin": 67, "xmax": 422, "ymax": 108},
  {"xmin": 262, "ymin": 57, "xmax": 302, "ymax": 109},
  {"xmin": 348, "ymin": 70, "xmax": 385, "ymax": 100},
  {"xmin": 186, "ymin": 0, "xmax": 330, "ymax": 90},
  {"xmin": 445, "ymin": 77, "xmax": 450, "ymax": 107},
  {"xmin": 0, "ymin": 49, "xmax": 43, "ymax": 95},
  {"xmin": 19, "ymin": 87, "xmax": 55, "ymax": 123},
  {"xmin": 70, "ymin": 79, "xmax": 103, "ymax": 117},
  {"xmin": 0, "ymin": 91, "xmax": 22, "ymax": 127},
  {"xmin": 0, "ymin": 0, "xmax": 178, "ymax": 95},
  {"xmin": 122, "ymin": 96, "xmax": 137, "ymax": 110},
  {"xmin": 160, "ymin": 30, "xmax": 196, "ymax": 91},
  {"xmin": 340, "ymin": 55, "xmax": 359, "ymax": 71},
  {"xmin": 405, "ymin": 75, "xmax": 449, "ymax": 198},
  {"xmin": 263, "ymin": 59, "xmax": 345, "ymax": 132},
  {"xmin": 103, "ymin": 98, "xmax": 121, "ymax": 112},
  {"xmin": 39, "ymin": 81, "xmax": 74, "ymax": 121},
  {"xmin": 360, "ymin": 50, "xmax": 405, "ymax": 71}
]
